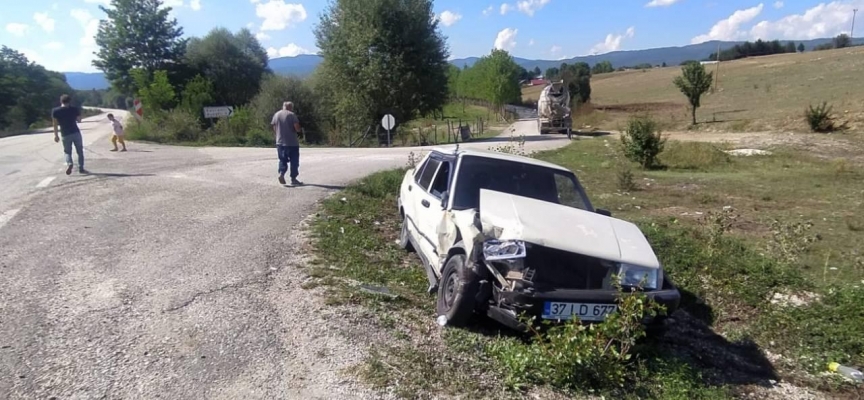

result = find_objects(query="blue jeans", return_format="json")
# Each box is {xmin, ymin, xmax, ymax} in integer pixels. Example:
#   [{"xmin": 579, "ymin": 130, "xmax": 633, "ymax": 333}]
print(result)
[
  {"xmin": 62, "ymin": 132, "xmax": 84, "ymax": 168},
  {"xmin": 277, "ymin": 145, "xmax": 299, "ymax": 179}
]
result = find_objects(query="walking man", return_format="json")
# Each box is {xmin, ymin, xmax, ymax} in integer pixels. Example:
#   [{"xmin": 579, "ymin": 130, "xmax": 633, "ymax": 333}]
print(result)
[
  {"xmin": 52, "ymin": 94, "xmax": 86, "ymax": 175},
  {"xmin": 271, "ymin": 101, "xmax": 303, "ymax": 186}
]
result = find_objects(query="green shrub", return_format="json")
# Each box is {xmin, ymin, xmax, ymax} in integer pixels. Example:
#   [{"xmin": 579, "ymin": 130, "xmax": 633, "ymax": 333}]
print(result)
[
  {"xmin": 621, "ymin": 115, "xmax": 666, "ymax": 169},
  {"xmin": 488, "ymin": 286, "xmax": 666, "ymax": 393},
  {"xmin": 162, "ymin": 108, "xmax": 204, "ymax": 142},
  {"xmin": 659, "ymin": 141, "xmax": 731, "ymax": 170},
  {"xmin": 208, "ymin": 106, "xmax": 255, "ymax": 143},
  {"xmin": 805, "ymin": 102, "xmax": 836, "ymax": 133},
  {"xmin": 617, "ymin": 166, "xmax": 637, "ymax": 192},
  {"xmin": 179, "ymin": 74, "xmax": 214, "ymax": 118}
]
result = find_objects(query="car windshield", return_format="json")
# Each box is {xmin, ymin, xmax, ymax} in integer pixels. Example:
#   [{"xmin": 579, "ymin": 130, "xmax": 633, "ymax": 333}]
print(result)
[{"xmin": 451, "ymin": 155, "xmax": 592, "ymax": 211}]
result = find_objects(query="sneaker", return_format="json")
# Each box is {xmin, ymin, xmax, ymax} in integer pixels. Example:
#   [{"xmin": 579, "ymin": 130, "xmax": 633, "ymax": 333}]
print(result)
[
  {"xmin": 290, "ymin": 179, "xmax": 303, "ymax": 186},
  {"xmin": 120, "ymin": 148, "xmax": 127, "ymax": 152},
  {"xmin": 65, "ymin": 165, "xmax": 73, "ymax": 175},
  {"xmin": 110, "ymin": 148, "xmax": 118, "ymax": 152},
  {"xmin": 278, "ymin": 175, "xmax": 286, "ymax": 185},
  {"xmin": 79, "ymin": 168, "xmax": 88, "ymax": 174}
]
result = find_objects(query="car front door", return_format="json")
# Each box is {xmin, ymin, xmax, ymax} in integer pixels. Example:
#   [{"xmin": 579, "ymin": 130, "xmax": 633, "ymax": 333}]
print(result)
[{"xmin": 416, "ymin": 156, "xmax": 454, "ymax": 273}]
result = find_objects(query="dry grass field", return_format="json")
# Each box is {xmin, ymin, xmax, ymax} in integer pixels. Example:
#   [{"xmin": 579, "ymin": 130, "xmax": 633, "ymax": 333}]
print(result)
[{"xmin": 523, "ymin": 46, "xmax": 864, "ymax": 133}]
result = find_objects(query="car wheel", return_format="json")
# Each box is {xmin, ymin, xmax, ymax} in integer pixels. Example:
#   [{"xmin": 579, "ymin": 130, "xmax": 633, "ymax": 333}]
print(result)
[
  {"xmin": 398, "ymin": 214, "xmax": 414, "ymax": 252},
  {"xmin": 436, "ymin": 254, "xmax": 478, "ymax": 327}
]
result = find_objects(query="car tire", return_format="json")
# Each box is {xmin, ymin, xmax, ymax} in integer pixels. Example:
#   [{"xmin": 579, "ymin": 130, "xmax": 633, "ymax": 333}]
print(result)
[
  {"xmin": 436, "ymin": 253, "xmax": 478, "ymax": 327},
  {"xmin": 398, "ymin": 214, "xmax": 414, "ymax": 252}
]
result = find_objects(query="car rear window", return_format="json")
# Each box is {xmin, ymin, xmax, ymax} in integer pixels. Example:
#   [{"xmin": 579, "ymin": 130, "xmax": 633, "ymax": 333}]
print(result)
[{"xmin": 416, "ymin": 158, "xmax": 440, "ymax": 191}]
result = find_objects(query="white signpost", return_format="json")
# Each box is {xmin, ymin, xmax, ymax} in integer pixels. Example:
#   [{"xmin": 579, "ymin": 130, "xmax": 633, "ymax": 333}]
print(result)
[
  {"xmin": 203, "ymin": 106, "xmax": 234, "ymax": 119},
  {"xmin": 381, "ymin": 114, "xmax": 395, "ymax": 147}
]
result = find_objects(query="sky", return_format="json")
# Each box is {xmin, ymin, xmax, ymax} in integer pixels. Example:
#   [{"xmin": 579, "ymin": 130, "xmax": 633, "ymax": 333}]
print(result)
[{"xmin": 2, "ymin": 0, "xmax": 863, "ymax": 73}]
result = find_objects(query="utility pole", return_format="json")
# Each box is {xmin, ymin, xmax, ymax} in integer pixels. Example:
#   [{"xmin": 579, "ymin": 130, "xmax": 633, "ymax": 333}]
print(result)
[{"xmin": 853, "ymin": 9, "xmax": 859, "ymax": 39}]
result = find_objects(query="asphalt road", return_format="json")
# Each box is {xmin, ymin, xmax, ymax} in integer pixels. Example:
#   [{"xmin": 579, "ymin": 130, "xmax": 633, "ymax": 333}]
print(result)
[{"xmin": 0, "ymin": 110, "xmax": 571, "ymax": 399}]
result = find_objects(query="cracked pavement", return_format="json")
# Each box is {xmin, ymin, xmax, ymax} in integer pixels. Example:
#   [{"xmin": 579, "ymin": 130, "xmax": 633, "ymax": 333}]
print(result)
[{"xmin": 0, "ymin": 109, "xmax": 571, "ymax": 399}]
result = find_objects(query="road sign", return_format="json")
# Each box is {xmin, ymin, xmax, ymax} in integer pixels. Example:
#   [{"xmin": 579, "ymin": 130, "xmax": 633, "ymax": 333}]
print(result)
[
  {"xmin": 203, "ymin": 106, "xmax": 234, "ymax": 119},
  {"xmin": 381, "ymin": 114, "xmax": 395, "ymax": 130},
  {"xmin": 133, "ymin": 98, "xmax": 143, "ymax": 118},
  {"xmin": 381, "ymin": 114, "xmax": 396, "ymax": 147}
]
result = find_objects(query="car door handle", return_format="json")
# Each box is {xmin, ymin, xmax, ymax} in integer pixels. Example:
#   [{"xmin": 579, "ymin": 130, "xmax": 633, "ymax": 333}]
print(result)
[{"xmin": 421, "ymin": 199, "xmax": 430, "ymax": 208}]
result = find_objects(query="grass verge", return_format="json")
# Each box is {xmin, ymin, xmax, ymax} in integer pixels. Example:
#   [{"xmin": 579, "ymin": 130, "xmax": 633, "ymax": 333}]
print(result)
[{"xmin": 308, "ymin": 167, "xmax": 730, "ymax": 399}]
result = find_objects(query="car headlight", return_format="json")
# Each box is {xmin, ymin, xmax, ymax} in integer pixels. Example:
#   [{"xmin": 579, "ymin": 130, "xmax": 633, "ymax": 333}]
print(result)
[
  {"xmin": 618, "ymin": 263, "xmax": 661, "ymax": 290},
  {"xmin": 483, "ymin": 240, "xmax": 526, "ymax": 261}
]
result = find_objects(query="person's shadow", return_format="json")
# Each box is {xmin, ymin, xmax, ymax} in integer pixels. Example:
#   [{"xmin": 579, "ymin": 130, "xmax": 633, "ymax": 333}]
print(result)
[{"xmin": 283, "ymin": 183, "xmax": 346, "ymax": 190}]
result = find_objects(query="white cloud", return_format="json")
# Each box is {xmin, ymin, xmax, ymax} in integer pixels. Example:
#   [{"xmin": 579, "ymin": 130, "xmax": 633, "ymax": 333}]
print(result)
[
  {"xmin": 645, "ymin": 0, "xmax": 682, "ymax": 7},
  {"xmin": 439, "ymin": 10, "xmax": 462, "ymax": 27},
  {"xmin": 528, "ymin": 39, "xmax": 535, "ymax": 46},
  {"xmin": 494, "ymin": 27, "xmax": 518, "ymax": 50},
  {"xmin": 256, "ymin": 1, "xmax": 307, "ymax": 31},
  {"xmin": 44, "ymin": 42, "xmax": 64, "ymax": 50},
  {"xmin": 500, "ymin": 3, "xmax": 513, "ymax": 15},
  {"xmin": 191, "ymin": 0, "xmax": 202, "ymax": 11},
  {"xmin": 163, "ymin": 0, "xmax": 184, "ymax": 7},
  {"xmin": 70, "ymin": 9, "xmax": 93, "ymax": 25},
  {"xmin": 34, "ymin": 13, "xmax": 56, "ymax": 33},
  {"xmin": 483, "ymin": 5, "xmax": 494, "ymax": 16},
  {"xmin": 256, "ymin": 31, "xmax": 271, "ymax": 40},
  {"xmin": 83, "ymin": 0, "xmax": 110, "ymax": 4},
  {"xmin": 516, "ymin": 0, "xmax": 550, "ymax": 16},
  {"xmin": 590, "ymin": 26, "xmax": 635, "ymax": 54},
  {"xmin": 749, "ymin": 1, "xmax": 863, "ymax": 40},
  {"xmin": 5, "ymin": 23, "xmax": 29, "ymax": 37},
  {"xmin": 691, "ymin": 3, "xmax": 764, "ymax": 43},
  {"xmin": 550, "ymin": 45, "xmax": 562, "ymax": 54},
  {"xmin": 266, "ymin": 43, "xmax": 313, "ymax": 58},
  {"xmin": 773, "ymin": 1, "xmax": 784, "ymax": 9}
]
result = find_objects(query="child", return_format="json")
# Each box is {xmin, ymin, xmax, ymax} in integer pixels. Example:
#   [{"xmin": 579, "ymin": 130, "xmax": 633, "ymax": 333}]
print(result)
[{"xmin": 107, "ymin": 113, "xmax": 127, "ymax": 152}]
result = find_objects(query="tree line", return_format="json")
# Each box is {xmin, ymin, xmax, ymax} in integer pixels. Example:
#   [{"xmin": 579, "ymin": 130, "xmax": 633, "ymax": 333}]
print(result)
[
  {"xmin": 85, "ymin": 0, "xmax": 521, "ymax": 146},
  {"xmin": 708, "ymin": 39, "xmax": 801, "ymax": 62},
  {"xmin": 0, "ymin": 46, "xmax": 99, "ymax": 133}
]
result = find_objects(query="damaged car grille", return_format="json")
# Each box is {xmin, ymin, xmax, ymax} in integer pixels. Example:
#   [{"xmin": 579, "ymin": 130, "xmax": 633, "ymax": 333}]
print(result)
[{"xmin": 523, "ymin": 244, "xmax": 613, "ymax": 290}]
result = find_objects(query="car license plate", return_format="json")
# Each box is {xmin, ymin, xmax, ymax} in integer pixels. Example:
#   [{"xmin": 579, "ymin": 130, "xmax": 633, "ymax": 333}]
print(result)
[{"xmin": 542, "ymin": 302, "xmax": 617, "ymax": 321}]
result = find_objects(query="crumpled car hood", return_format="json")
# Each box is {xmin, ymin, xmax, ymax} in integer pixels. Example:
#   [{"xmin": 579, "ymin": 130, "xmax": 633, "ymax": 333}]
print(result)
[{"xmin": 478, "ymin": 189, "xmax": 660, "ymax": 269}]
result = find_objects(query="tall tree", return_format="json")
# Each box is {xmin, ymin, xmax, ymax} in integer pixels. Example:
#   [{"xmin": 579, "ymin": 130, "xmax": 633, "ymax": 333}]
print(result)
[
  {"xmin": 560, "ymin": 62, "xmax": 592, "ymax": 104},
  {"xmin": 314, "ymin": 0, "xmax": 449, "ymax": 137},
  {"xmin": 544, "ymin": 67, "xmax": 560, "ymax": 80},
  {"xmin": 673, "ymin": 62, "xmax": 713, "ymax": 125},
  {"xmin": 784, "ymin": 41, "xmax": 797, "ymax": 53},
  {"xmin": 184, "ymin": 27, "xmax": 269, "ymax": 107},
  {"xmin": 93, "ymin": 0, "xmax": 187, "ymax": 94},
  {"xmin": 797, "ymin": 42, "xmax": 805, "ymax": 53},
  {"xmin": 532, "ymin": 66, "xmax": 542, "ymax": 77},
  {"xmin": 0, "ymin": 46, "xmax": 75, "ymax": 131}
]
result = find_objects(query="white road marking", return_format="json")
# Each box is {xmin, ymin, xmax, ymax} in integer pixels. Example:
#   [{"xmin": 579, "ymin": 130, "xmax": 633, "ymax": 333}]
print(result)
[
  {"xmin": 36, "ymin": 177, "xmax": 56, "ymax": 188},
  {"xmin": 0, "ymin": 209, "xmax": 20, "ymax": 230}
]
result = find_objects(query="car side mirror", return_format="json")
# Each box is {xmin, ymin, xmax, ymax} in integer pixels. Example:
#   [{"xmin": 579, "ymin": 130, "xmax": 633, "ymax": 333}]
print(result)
[
  {"xmin": 596, "ymin": 208, "xmax": 612, "ymax": 217},
  {"xmin": 440, "ymin": 191, "xmax": 449, "ymax": 209}
]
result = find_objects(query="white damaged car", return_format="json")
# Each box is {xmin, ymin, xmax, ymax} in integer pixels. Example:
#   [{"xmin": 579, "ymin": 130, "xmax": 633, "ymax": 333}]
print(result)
[{"xmin": 396, "ymin": 147, "xmax": 681, "ymax": 330}]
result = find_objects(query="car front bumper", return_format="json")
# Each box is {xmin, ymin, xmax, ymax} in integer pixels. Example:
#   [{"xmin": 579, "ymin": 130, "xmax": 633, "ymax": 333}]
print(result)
[{"xmin": 487, "ymin": 282, "xmax": 681, "ymax": 331}]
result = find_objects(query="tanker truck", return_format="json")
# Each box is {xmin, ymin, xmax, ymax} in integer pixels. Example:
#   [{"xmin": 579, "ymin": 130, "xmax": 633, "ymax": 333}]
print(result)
[{"xmin": 536, "ymin": 80, "xmax": 572, "ymax": 138}]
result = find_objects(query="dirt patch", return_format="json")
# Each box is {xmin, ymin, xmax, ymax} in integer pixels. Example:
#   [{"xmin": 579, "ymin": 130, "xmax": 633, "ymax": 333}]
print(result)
[{"xmin": 594, "ymin": 102, "xmax": 685, "ymax": 114}]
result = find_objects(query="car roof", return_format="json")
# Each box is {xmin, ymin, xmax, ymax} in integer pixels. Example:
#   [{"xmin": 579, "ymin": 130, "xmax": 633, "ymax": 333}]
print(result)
[{"xmin": 428, "ymin": 146, "xmax": 572, "ymax": 173}]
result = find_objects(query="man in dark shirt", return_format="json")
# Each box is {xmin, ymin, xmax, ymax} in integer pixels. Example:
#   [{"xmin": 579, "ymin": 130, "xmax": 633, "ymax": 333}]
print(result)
[{"xmin": 52, "ymin": 94, "xmax": 86, "ymax": 175}]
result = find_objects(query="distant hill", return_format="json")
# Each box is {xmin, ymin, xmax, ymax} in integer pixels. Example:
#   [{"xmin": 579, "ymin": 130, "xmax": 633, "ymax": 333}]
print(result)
[{"xmin": 63, "ymin": 37, "xmax": 861, "ymax": 90}]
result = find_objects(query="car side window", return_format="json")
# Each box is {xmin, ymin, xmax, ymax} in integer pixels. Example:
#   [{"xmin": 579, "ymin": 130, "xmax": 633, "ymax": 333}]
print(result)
[
  {"xmin": 429, "ymin": 161, "xmax": 451, "ymax": 199},
  {"xmin": 417, "ymin": 159, "xmax": 441, "ymax": 191},
  {"xmin": 413, "ymin": 158, "xmax": 430, "ymax": 181}
]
